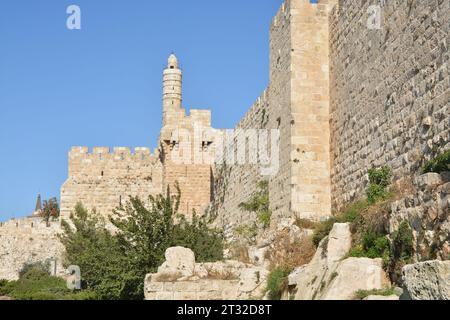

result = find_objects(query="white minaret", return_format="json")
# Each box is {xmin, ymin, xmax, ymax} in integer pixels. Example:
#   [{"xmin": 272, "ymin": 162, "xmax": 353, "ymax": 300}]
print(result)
[{"xmin": 163, "ymin": 54, "xmax": 183, "ymax": 125}]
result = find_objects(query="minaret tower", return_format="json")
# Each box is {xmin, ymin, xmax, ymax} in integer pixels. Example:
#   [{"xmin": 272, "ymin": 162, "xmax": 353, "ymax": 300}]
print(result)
[{"xmin": 162, "ymin": 54, "xmax": 183, "ymax": 126}]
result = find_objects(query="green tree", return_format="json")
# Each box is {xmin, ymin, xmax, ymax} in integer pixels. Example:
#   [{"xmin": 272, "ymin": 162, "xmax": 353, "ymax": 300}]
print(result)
[
  {"xmin": 60, "ymin": 204, "xmax": 133, "ymax": 300},
  {"xmin": 60, "ymin": 186, "xmax": 223, "ymax": 300},
  {"xmin": 41, "ymin": 198, "xmax": 60, "ymax": 226}
]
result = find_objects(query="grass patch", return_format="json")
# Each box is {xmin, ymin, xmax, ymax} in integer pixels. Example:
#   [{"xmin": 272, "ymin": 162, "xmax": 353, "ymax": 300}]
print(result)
[
  {"xmin": 266, "ymin": 267, "xmax": 290, "ymax": 300},
  {"xmin": 354, "ymin": 288, "xmax": 396, "ymax": 300}
]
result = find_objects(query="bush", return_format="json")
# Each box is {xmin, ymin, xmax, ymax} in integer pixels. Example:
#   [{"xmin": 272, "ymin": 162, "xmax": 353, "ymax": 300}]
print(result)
[
  {"xmin": 390, "ymin": 221, "xmax": 414, "ymax": 262},
  {"xmin": 386, "ymin": 221, "xmax": 414, "ymax": 285},
  {"xmin": 172, "ymin": 214, "xmax": 224, "ymax": 263},
  {"xmin": 367, "ymin": 167, "xmax": 392, "ymax": 204},
  {"xmin": 0, "ymin": 263, "xmax": 98, "ymax": 300},
  {"xmin": 349, "ymin": 230, "xmax": 390, "ymax": 261},
  {"xmin": 422, "ymin": 149, "xmax": 450, "ymax": 174},
  {"xmin": 60, "ymin": 186, "xmax": 224, "ymax": 300},
  {"xmin": 19, "ymin": 261, "xmax": 50, "ymax": 279},
  {"xmin": 239, "ymin": 180, "xmax": 271, "ymax": 229},
  {"xmin": 266, "ymin": 267, "xmax": 290, "ymax": 300}
]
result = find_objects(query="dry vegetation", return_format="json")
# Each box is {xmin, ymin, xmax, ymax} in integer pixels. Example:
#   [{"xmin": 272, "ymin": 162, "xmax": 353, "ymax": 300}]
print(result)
[{"xmin": 266, "ymin": 230, "xmax": 316, "ymax": 271}]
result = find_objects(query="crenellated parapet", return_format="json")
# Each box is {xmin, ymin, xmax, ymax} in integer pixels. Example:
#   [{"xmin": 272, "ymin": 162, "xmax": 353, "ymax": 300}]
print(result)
[{"xmin": 68, "ymin": 146, "xmax": 161, "ymax": 179}]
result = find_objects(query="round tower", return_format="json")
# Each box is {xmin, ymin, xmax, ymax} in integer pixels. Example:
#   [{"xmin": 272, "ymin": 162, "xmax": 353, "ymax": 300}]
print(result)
[{"xmin": 163, "ymin": 54, "xmax": 183, "ymax": 125}]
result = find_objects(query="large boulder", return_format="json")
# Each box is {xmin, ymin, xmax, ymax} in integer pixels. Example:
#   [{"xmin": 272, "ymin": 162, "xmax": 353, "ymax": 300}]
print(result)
[
  {"xmin": 156, "ymin": 247, "xmax": 196, "ymax": 278},
  {"xmin": 292, "ymin": 223, "xmax": 391, "ymax": 300},
  {"xmin": 402, "ymin": 260, "xmax": 450, "ymax": 300},
  {"xmin": 322, "ymin": 258, "xmax": 390, "ymax": 300}
]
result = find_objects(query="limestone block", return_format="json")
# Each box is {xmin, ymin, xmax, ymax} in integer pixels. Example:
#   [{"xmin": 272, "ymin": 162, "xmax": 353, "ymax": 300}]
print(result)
[
  {"xmin": 322, "ymin": 258, "xmax": 391, "ymax": 300},
  {"xmin": 402, "ymin": 261, "xmax": 450, "ymax": 300},
  {"xmin": 157, "ymin": 247, "xmax": 195, "ymax": 278},
  {"xmin": 326, "ymin": 223, "xmax": 352, "ymax": 264}
]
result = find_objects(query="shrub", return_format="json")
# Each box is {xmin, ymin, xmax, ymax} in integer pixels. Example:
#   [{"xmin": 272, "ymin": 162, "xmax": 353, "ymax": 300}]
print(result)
[
  {"xmin": 18, "ymin": 262, "xmax": 51, "ymax": 279},
  {"xmin": 390, "ymin": 221, "xmax": 414, "ymax": 262},
  {"xmin": 239, "ymin": 180, "xmax": 271, "ymax": 229},
  {"xmin": 349, "ymin": 230, "xmax": 390, "ymax": 261},
  {"xmin": 266, "ymin": 267, "xmax": 290, "ymax": 300},
  {"xmin": 367, "ymin": 167, "xmax": 392, "ymax": 204},
  {"xmin": 172, "ymin": 214, "xmax": 224, "ymax": 263},
  {"xmin": 386, "ymin": 221, "xmax": 414, "ymax": 284},
  {"xmin": 60, "ymin": 186, "xmax": 224, "ymax": 300},
  {"xmin": 0, "ymin": 263, "xmax": 98, "ymax": 300},
  {"xmin": 422, "ymin": 149, "xmax": 450, "ymax": 174},
  {"xmin": 40, "ymin": 198, "xmax": 60, "ymax": 225}
]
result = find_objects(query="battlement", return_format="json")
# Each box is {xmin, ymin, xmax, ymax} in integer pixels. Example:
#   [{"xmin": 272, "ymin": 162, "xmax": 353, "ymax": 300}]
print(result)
[
  {"xmin": 0, "ymin": 217, "xmax": 61, "ymax": 232},
  {"xmin": 271, "ymin": 0, "xmax": 337, "ymax": 29},
  {"xmin": 69, "ymin": 146, "xmax": 158, "ymax": 161}
]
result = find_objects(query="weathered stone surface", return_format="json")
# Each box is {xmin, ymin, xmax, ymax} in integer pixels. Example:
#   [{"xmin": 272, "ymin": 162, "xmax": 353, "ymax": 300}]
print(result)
[
  {"xmin": 145, "ymin": 247, "xmax": 268, "ymax": 300},
  {"xmin": 402, "ymin": 261, "xmax": 450, "ymax": 300},
  {"xmin": 327, "ymin": 223, "xmax": 352, "ymax": 263},
  {"xmin": 0, "ymin": 218, "xmax": 65, "ymax": 281},
  {"xmin": 390, "ymin": 175, "xmax": 450, "ymax": 261},
  {"xmin": 322, "ymin": 258, "xmax": 390, "ymax": 300},
  {"xmin": 293, "ymin": 223, "xmax": 391, "ymax": 300},
  {"xmin": 157, "ymin": 247, "xmax": 195, "ymax": 278},
  {"xmin": 330, "ymin": 0, "xmax": 450, "ymax": 211}
]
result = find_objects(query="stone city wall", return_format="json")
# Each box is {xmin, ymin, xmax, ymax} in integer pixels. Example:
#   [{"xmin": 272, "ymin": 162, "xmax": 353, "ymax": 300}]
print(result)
[
  {"xmin": 329, "ymin": 0, "xmax": 450, "ymax": 210},
  {"xmin": 0, "ymin": 218, "xmax": 64, "ymax": 281}
]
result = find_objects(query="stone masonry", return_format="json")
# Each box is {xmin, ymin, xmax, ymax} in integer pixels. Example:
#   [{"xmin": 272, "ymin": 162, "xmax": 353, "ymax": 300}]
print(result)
[
  {"xmin": 329, "ymin": 0, "xmax": 450, "ymax": 210},
  {"xmin": 60, "ymin": 54, "xmax": 215, "ymax": 219},
  {"xmin": 1, "ymin": 0, "xmax": 449, "ymax": 296},
  {"xmin": 0, "ymin": 218, "xmax": 64, "ymax": 280}
]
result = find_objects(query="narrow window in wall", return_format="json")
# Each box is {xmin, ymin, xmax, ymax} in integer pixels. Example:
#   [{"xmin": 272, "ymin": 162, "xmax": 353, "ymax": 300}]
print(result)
[
  {"xmin": 101, "ymin": 171, "xmax": 104, "ymax": 177},
  {"xmin": 119, "ymin": 195, "xmax": 122, "ymax": 207}
]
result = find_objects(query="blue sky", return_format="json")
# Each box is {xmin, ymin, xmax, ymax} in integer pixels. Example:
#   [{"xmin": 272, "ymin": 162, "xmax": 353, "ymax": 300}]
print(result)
[{"xmin": 0, "ymin": 0, "xmax": 299, "ymax": 221}]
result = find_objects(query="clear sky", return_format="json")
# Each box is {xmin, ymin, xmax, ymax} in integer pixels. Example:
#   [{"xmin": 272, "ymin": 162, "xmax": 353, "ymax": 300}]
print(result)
[{"xmin": 0, "ymin": 0, "xmax": 319, "ymax": 221}]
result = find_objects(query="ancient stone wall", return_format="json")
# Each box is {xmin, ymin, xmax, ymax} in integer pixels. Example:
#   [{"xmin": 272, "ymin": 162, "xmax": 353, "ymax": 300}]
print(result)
[
  {"xmin": 60, "ymin": 146, "xmax": 163, "ymax": 218},
  {"xmin": 213, "ymin": 0, "xmax": 336, "ymax": 237},
  {"xmin": 0, "ymin": 218, "xmax": 64, "ymax": 281},
  {"xmin": 160, "ymin": 109, "xmax": 215, "ymax": 216},
  {"xmin": 329, "ymin": 0, "xmax": 450, "ymax": 210},
  {"xmin": 212, "ymin": 90, "xmax": 271, "ymax": 237}
]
